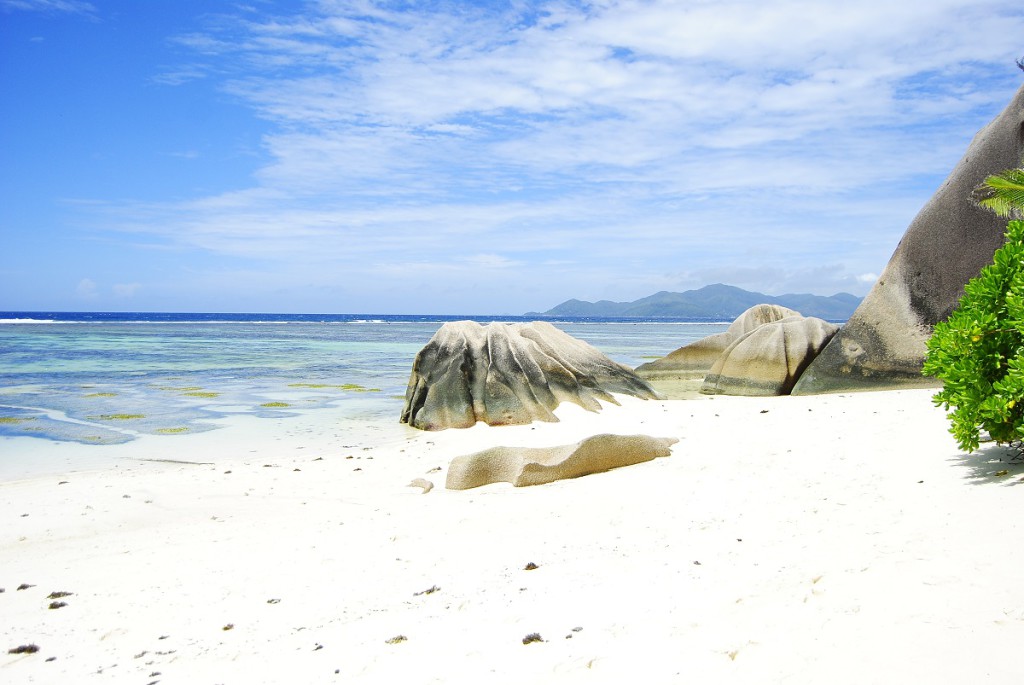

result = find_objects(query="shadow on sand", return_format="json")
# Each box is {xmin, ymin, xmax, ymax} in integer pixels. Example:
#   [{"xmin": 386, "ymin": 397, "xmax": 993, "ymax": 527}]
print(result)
[{"xmin": 952, "ymin": 441, "xmax": 1024, "ymax": 486}]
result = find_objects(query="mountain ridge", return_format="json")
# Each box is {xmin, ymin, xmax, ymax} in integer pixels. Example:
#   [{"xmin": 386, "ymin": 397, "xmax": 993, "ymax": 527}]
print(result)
[{"xmin": 527, "ymin": 284, "xmax": 862, "ymax": 321}]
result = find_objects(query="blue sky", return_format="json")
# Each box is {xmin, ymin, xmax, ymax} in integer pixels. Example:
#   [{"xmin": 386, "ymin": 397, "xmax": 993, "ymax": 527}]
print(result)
[{"xmin": 2, "ymin": 0, "xmax": 1023, "ymax": 314}]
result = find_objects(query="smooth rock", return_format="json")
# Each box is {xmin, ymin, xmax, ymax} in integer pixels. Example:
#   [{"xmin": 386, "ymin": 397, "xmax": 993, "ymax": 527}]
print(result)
[
  {"xmin": 701, "ymin": 316, "xmax": 840, "ymax": 396},
  {"xmin": 636, "ymin": 304, "xmax": 802, "ymax": 380},
  {"xmin": 401, "ymin": 321, "xmax": 658, "ymax": 430},
  {"xmin": 445, "ymin": 434, "xmax": 679, "ymax": 490},
  {"xmin": 793, "ymin": 83, "xmax": 1024, "ymax": 394}
]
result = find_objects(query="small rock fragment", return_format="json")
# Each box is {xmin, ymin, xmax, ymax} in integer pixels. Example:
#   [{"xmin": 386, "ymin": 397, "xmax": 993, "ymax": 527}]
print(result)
[
  {"xmin": 8, "ymin": 644, "xmax": 40, "ymax": 654},
  {"xmin": 407, "ymin": 478, "xmax": 433, "ymax": 493}
]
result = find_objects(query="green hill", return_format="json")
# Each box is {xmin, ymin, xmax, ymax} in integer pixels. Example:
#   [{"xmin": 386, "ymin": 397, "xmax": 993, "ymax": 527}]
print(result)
[{"xmin": 528, "ymin": 284, "xmax": 861, "ymax": 320}]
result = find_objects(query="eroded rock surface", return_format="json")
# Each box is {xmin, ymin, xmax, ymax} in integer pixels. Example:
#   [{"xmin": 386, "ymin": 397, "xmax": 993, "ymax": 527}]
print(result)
[
  {"xmin": 636, "ymin": 304, "xmax": 801, "ymax": 381},
  {"xmin": 401, "ymin": 321, "xmax": 657, "ymax": 430},
  {"xmin": 446, "ymin": 433, "xmax": 679, "ymax": 490},
  {"xmin": 794, "ymin": 83, "xmax": 1024, "ymax": 394},
  {"xmin": 701, "ymin": 316, "xmax": 839, "ymax": 396}
]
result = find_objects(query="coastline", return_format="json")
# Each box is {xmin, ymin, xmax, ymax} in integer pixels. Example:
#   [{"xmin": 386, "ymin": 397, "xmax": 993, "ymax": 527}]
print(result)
[{"xmin": 4, "ymin": 388, "xmax": 1024, "ymax": 682}]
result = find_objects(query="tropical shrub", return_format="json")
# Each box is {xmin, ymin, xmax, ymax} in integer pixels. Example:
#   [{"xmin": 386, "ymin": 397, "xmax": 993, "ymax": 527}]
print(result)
[{"xmin": 923, "ymin": 218, "xmax": 1024, "ymax": 452}]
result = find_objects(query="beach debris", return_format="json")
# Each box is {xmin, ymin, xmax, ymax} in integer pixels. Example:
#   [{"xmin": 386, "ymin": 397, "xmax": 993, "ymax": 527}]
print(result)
[
  {"xmin": 222, "ymin": 623, "xmax": 234, "ymax": 631},
  {"xmin": 16, "ymin": 583, "xmax": 34, "ymax": 591},
  {"xmin": 47, "ymin": 591, "xmax": 73, "ymax": 599},
  {"xmin": 48, "ymin": 601, "xmax": 67, "ymax": 610},
  {"xmin": 446, "ymin": 434, "xmax": 678, "ymax": 490},
  {"xmin": 413, "ymin": 585, "xmax": 440, "ymax": 596},
  {"xmin": 524, "ymin": 562, "xmax": 539, "ymax": 571},
  {"xmin": 385, "ymin": 635, "xmax": 407, "ymax": 644},
  {"xmin": 267, "ymin": 598, "xmax": 281, "ymax": 604},
  {"xmin": 407, "ymin": 478, "xmax": 433, "ymax": 493},
  {"xmin": 522, "ymin": 633, "xmax": 544, "ymax": 645},
  {"xmin": 8, "ymin": 644, "xmax": 40, "ymax": 654},
  {"xmin": 427, "ymin": 466, "xmax": 442, "ymax": 473},
  {"xmin": 565, "ymin": 626, "xmax": 583, "ymax": 639},
  {"xmin": 313, "ymin": 643, "xmax": 323, "ymax": 651}
]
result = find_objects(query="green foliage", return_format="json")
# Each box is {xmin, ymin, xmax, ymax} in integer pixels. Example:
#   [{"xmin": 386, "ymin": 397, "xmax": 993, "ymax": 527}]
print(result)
[
  {"xmin": 971, "ymin": 167, "xmax": 1024, "ymax": 218},
  {"xmin": 923, "ymin": 220, "xmax": 1024, "ymax": 452}
]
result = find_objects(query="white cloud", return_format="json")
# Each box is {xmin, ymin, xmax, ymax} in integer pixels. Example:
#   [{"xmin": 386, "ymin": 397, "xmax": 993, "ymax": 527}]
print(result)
[
  {"xmin": 113, "ymin": 283, "xmax": 141, "ymax": 298},
  {"xmin": 1, "ymin": 0, "xmax": 95, "ymax": 14},
  {"xmin": 89, "ymin": 0, "xmax": 1024, "ymax": 311},
  {"xmin": 75, "ymin": 278, "xmax": 98, "ymax": 300}
]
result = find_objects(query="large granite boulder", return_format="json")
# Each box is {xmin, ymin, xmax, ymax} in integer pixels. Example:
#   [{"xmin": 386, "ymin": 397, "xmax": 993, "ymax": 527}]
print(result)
[
  {"xmin": 701, "ymin": 316, "xmax": 840, "ymax": 396},
  {"xmin": 446, "ymin": 433, "xmax": 679, "ymax": 490},
  {"xmin": 401, "ymin": 321, "xmax": 658, "ymax": 430},
  {"xmin": 793, "ymin": 83, "xmax": 1024, "ymax": 394},
  {"xmin": 636, "ymin": 304, "xmax": 801, "ymax": 381}
]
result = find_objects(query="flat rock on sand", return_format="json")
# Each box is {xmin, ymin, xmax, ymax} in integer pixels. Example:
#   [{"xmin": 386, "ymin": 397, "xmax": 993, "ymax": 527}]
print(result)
[{"xmin": 446, "ymin": 433, "xmax": 679, "ymax": 489}]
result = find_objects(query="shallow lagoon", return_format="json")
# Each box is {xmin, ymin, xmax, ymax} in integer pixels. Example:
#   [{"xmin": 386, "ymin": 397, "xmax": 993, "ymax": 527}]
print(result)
[{"xmin": 0, "ymin": 317, "xmax": 729, "ymax": 446}]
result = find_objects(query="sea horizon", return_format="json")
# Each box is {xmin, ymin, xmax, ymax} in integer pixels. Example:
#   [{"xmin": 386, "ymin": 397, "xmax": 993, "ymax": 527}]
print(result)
[{"xmin": 0, "ymin": 310, "xmax": 741, "ymax": 325}]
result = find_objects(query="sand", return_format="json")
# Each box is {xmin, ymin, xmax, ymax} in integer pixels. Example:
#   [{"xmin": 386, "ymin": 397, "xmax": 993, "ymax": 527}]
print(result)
[{"xmin": 3, "ymin": 388, "xmax": 1024, "ymax": 683}]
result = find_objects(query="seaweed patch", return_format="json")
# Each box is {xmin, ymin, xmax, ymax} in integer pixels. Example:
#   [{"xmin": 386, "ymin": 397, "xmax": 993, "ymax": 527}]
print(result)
[
  {"xmin": 88, "ymin": 414, "xmax": 146, "ymax": 421},
  {"xmin": 288, "ymin": 383, "xmax": 380, "ymax": 392}
]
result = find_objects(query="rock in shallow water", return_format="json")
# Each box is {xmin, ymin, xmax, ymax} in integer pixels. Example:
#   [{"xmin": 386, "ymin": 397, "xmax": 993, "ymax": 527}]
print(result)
[
  {"xmin": 446, "ymin": 433, "xmax": 679, "ymax": 490},
  {"xmin": 401, "ymin": 321, "xmax": 658, "ymax": 430}
]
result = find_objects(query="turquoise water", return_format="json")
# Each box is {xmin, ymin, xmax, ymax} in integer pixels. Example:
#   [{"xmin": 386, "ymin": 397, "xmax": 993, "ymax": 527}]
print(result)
[{"xmin": 0, "ymin": 318, "xmax": 728, "ymax": 445}]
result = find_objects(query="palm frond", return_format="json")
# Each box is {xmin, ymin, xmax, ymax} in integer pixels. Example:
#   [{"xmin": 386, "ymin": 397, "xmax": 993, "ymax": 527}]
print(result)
[{"xmin": 972, "ymin": 167, "xmax": 1024, "ymax": 218}]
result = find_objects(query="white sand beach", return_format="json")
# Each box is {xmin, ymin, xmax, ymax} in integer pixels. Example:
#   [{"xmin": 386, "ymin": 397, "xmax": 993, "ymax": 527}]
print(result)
[{"xmin": 3, "ymin": 388, "xmax": 1024, "ymax": 683}]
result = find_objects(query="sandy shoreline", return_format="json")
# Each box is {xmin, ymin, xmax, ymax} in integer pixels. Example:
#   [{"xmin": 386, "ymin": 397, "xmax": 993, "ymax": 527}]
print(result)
[{"xmin": 3, "ymin": 388, "xmax": 1024, "ymax": 683}]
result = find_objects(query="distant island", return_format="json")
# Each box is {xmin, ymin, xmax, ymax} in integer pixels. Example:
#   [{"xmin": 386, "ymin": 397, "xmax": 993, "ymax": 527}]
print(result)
[{"xmin": 527, "ymin": 283, "xmax": 862, "ymax": 321}]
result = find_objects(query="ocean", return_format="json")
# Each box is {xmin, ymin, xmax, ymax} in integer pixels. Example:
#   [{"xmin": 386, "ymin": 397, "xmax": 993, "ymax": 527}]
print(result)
[{"xmin": 0, "ymin": 312, "xmax": 730, "ymax": 447}]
